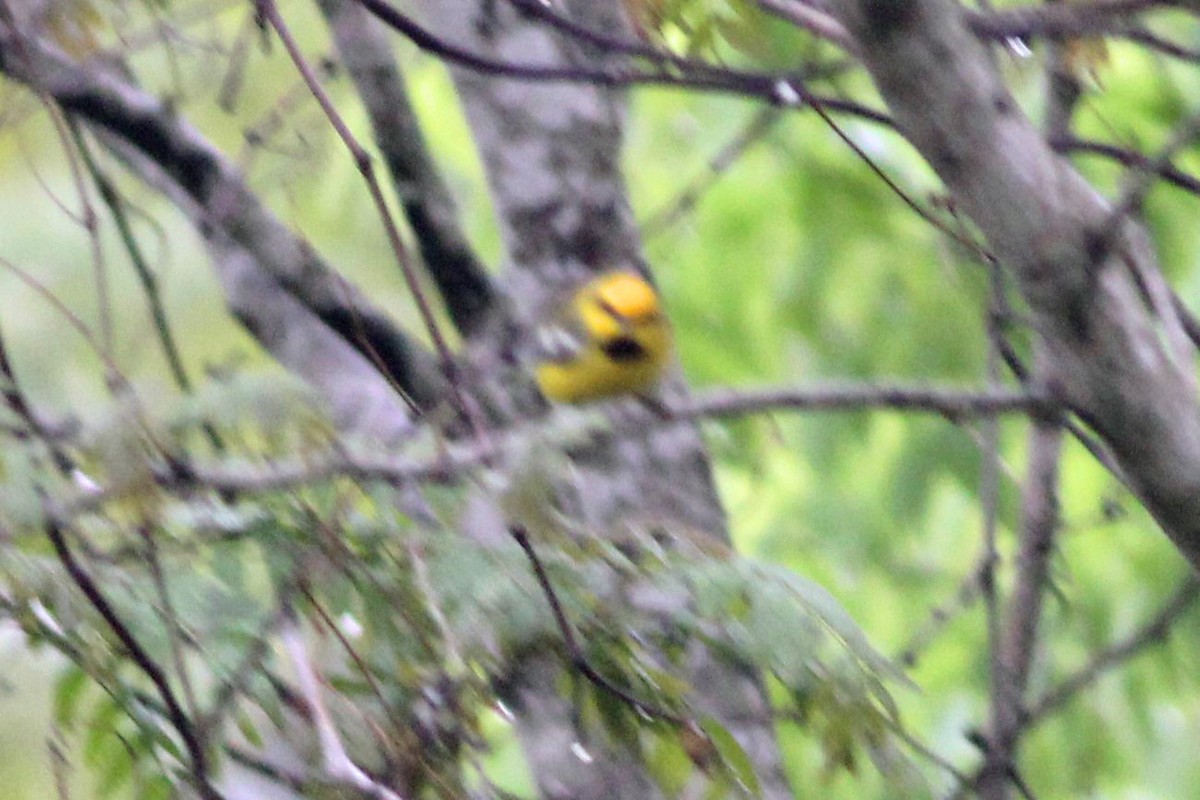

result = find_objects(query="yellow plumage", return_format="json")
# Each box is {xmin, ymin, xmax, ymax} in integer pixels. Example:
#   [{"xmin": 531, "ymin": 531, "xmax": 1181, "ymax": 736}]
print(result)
[{"xmin": 533, "ymin": 270, "xmax": 672, "ymax": 404}]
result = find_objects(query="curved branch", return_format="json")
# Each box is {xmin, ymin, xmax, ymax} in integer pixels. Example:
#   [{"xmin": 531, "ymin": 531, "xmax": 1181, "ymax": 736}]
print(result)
[
  {"xmin": 966, "ymin": 0, "xmax": 1173, "ymax": 40},
  {"xmin": 0, "ymin": 30, "xmax": 445, "ymax": 411},
  {"xmin": 318, "ymin": 0, "xmax": 496, "ymax": 336},
  {"xmin": 825, "ymin": 0, "xmax": 1200, "ymax": 572},
  {"xmin": 43, "ymin": 516, "xmax": 223, "ymax": 800},
  {"xmin": 352, "ymin": 0, "xmax": 891, "ymax": 125},
  {"xmin": 1052, "ymin": 136, "xmax": 1200, "ymax": 197}
]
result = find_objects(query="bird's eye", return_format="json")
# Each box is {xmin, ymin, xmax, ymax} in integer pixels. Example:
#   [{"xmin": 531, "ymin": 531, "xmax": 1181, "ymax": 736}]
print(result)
[{"xmin": 600, "ymin": 336, "xmax": 647, "ymax": 361}]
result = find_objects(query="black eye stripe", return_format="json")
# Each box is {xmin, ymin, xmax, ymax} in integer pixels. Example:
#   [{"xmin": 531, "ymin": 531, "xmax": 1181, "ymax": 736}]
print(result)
[
  {"xmin": 600, "ymin": 336, "xmax": 648, "ymax": 361},
  {"xmin": 597, "ymin": 297, "xmax": 622, "ymax": 319},
  {"xmin": 597, "ymin": 297, "xmax": 661, "ymax": 324}
]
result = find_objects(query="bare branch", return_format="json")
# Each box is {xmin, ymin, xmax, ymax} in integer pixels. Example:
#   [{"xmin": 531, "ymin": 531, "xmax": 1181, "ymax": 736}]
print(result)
[
  {"xmin": 37, "ymin": 381, "xmax": 1065, "ymax": 527},
  {"xmin": 510, "ymin": 525, "xmax": 690, "ymax": 726},
  {"xmin": 966, "ymin": 0, "xmax": 1172, "ymax": 40},
  {"xmin": 897, "ymin": 555, "xmax": 987, "ymax": 668},
  {"xmin": 823, "ymin": 0, "xmax": 1200, "ymax": 573},
  {"xmin": 1052, "ymin": 136, "xmax": 1200, "ymax": 197},
  {"xmin": 317, "ymin": 0, "xmax": 496, "ymax": 336},
  {"xmin": 68, "ymin": 121, "xmax": 194, "ymax": 395},
  {"xmin": 256, "ymin": 0, "xmax": 453, "ymax": 379},
  {"xmin": 678, "ymin": 382, "xmax": 1058, "ymax": 420},
  {"xmin": 42, "ymin": 515, "xmax": 223, "ymax": 800},
  {"xmin": 0, "ymin": 29, "xmax": 446, "ymax": 410},
  {"xmin": 642, "ymin": 107, "xmax": 782, "ymax": 235},
  {"xmin": 1024, "ymin": 575, "xmax": 1200, "ymax": 725},
  {"xmin": 280, "ymin": 618, "xmax": 408, "ymax": 800},
  {"xmin": 758, "ymin": 0, "xmax": 858, "ymax": 51},
  {"xmin": 353, "ymin": 0, "xmax": 891, "ymax": 125},
  {"xmin": 979, "ymin": 419, "xmax": 1063, "ymax": 800}
]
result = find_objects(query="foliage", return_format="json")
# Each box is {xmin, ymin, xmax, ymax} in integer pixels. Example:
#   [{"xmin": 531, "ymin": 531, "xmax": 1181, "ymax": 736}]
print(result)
[{"xmin": 1, "ymin": 387, "xmax": 914, "ymax": 796}]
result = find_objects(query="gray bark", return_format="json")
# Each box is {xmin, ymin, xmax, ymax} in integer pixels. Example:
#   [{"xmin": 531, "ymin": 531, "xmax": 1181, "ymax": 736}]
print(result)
[
  {"xmin": 824, "ymin": 0, "xmax": 1200, "ymax": 572},
  {"xmin": 405, "ymin": 0, "xmax": 791, "ymax": 797},
  {"xmin": 0, "ymin": 27, "xmax": 445, "ymax": 414}
]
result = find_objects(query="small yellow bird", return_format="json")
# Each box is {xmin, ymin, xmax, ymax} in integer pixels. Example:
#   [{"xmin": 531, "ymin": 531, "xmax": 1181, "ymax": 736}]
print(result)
[{"xmin": 533, "ymin": 270, "xmax": 672, "ymax": 404}]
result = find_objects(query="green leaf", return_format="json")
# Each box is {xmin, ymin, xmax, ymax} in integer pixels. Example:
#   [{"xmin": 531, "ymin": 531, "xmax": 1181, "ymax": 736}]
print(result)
[
  {"xmin": 235, "ymin": 707, "xmax": 264, "ymax": 748},
  {"xmin": 700, "ymin": 716, "xmax": 762, "ymax": 798},
  {"xmin": 141, "ymin": 774, "xmax": 174, "ymax": 800},
  {"xmin": 646, "ymin": 725, "xmax": 694, "ymax": 796},
  {"xmin": 53, "ymin": 665, "xmax": 91, "ymax": 726}
]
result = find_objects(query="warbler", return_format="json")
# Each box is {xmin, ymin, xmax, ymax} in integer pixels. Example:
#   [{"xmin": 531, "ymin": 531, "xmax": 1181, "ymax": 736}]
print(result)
[{"xmin": 533, "ymin": 270, "xmax": 672, "ymax": 404}]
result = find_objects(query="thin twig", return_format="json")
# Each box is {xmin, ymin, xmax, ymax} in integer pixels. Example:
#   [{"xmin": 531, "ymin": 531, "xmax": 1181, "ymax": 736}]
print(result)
[
  {"xmin": 642, "ymin": 107, "xmax": 783, "ymax": 236},
  {"xmin": 36, "ymin": 382, "xmax": 1068, "ymax": 525},
  {"xmin": 977, "ymin": 260, "xmax": 1007, "ymax": 800},
  {"xmin": 757, "ymin": 0, "xmax": 857, "ymax": 52},
  {"xmin": 1023, "ymin": 575, "xmax": 1200, "ymax": 725},
  {"xmin": 0, "ymin": 321, "xmax": 76, "ymax": 474},
  {"xmin": 1121, "ymin": 25, "xmax": 1200, "ymax": 64},
  {"xmin": 138, "ymin": 523, "xmax": 200, "ymax": 720},
  {"xmin": 966, "ymin": 0, "xmax": 1168, "ymax": 40},
  {"xmin": 678, "ymin": 383, "xmax": 1058, "ymax": 420},
  {"xmin": 198, "ymin": 577, "xmax": 304, "ymax": 742},
  {"xmin": 1100, "ymin": 111, "xmax": 1200, "ymax": 378},
  {"xmin": 0, "ymin": 256, "xmax": 133, "ymax": 392},
  {"xmin": 318, "ymin": 0, "xmax": 495, "ymax": 336},
  {"xmin": 510, "ymin": 525, "xmax": 689, "ymax": 727},
  {"xmin": 253, "ymin": 0, "xmax": 448, "ymax": 363},
  {"xmin": 508, "ymin": 0, "xmax": 987, "ymax": 260},
  {"xmin": 42, "ymin": 514, "xmax": 222, "ymax": 800},
  {"xmin": 68, "ymin": 119, "xmax": 228, "ymax": 457},
  {"xmin": 67, "ymin": 120, "xmax": 193, "ymax": 393},
  {"xmin": 1106, "ymin": 111, "xmax": 1200, "ymax": 233},
  {"xmin": 353, "ymin": 0, "xmax": 891, "ymax": 124},
  {"xmin": 1053, "ymin": 136, "xmax": 1200, "ymax": 196},
  {"xmin": 893, "ymin": 725, "xmax": 971, "ymax": 785},
  {"xmin": 300, "ymin": 582, "xmax": 395, "ymax": 725},
  {"xmin": 38, "ymin": 96, "xmax": 114, "ymax": 363},
  {"xmin": 48, "ymin": 730, "xmax": 72, "ymax": 800},
  {"xmin": 257, "ymin": 0, "xmax": 491, "ymax": 446},
  {"xmin": 979, "ymin": 415, "xmax": 1063, "ymax": 800},
  {"xmin": 224, "ymin": 745, "xmax": 309, "ymax": 793},
  {"xmin": 280, "ymin": 616, "xmax": 407, "ymax": 800},
  {"xmin": 897, "ymin": 555, "xmax": 987, "ymax": 668}
]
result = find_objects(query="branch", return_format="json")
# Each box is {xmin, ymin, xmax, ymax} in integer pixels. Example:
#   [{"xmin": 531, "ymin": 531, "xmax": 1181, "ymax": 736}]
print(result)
[
  {"xmin": 352, "ymin": 0, "xmax": 890, "ymax": 124},
  {"xmin": 677, "ymin": 383, "xmax": 1059, "ymax": 421},
  {"xmin": 758, "ymin": 0, "xmax": 858, "ymax": 51},
  {"xmin": 1023, "ymin": 574, "xmax": 1200, "ymax": 725},
  {"xmin": 280, "ymin": 617, "xmax": 407, "ymax": 800},
  {"xmin": 0, "ymin": 319, "xmax": 76, "ymax": 474},
  {"xmin": 0, "ymin": 29, "xmax": 446, "ymax": 411},
  {"xmin": 509, "ymin": 525, "xmax": 690, "ymax": 727},
  {"xmin": 966, "ymin": 0, "xmax": 1172, "ymax": 40},
  {"xmin": 1052, "ymin": 136, "xmax": 1200, "ymax": 197},
  {"xmin": 42, "ymin": 515, "xmax": 223, "ymax": 800},
  {"xmin": 642, "ymin": 107, "xmax": 783, "ymax": 236},
  {"xmin": 256, "ymin": 0, "xmax": 454, "ymax": 379},
  {"xmin": 1121, "ymin": 25, "xmax": 1200, "ymax": 64},
  {"xmin": 317, "ymin": 0, "xmax": 496, "ymax": 336},
  {"xmin": 256, "ymin": 0, "xmax": 492, "ymax": 448},
  {"xmin": 824, "ymin": 0, "xmax": 1200, "ymax": 573},
  {"xmin": 979, "ymin": 419, "xmax": 1063, "ymax": 800},
  {"xmin": 897, "ymin": 554, "xmax": 987, "ymax": 668},
  {"xmin": 37, "ymin": 380, "xmax": 1069, "ymax": 528}
]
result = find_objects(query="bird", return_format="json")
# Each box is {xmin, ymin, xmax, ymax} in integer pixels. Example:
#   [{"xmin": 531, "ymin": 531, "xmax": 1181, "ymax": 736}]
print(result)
[{"xmin": 532, "ymin": 269, "xmax": 673, "ymax": 404}]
